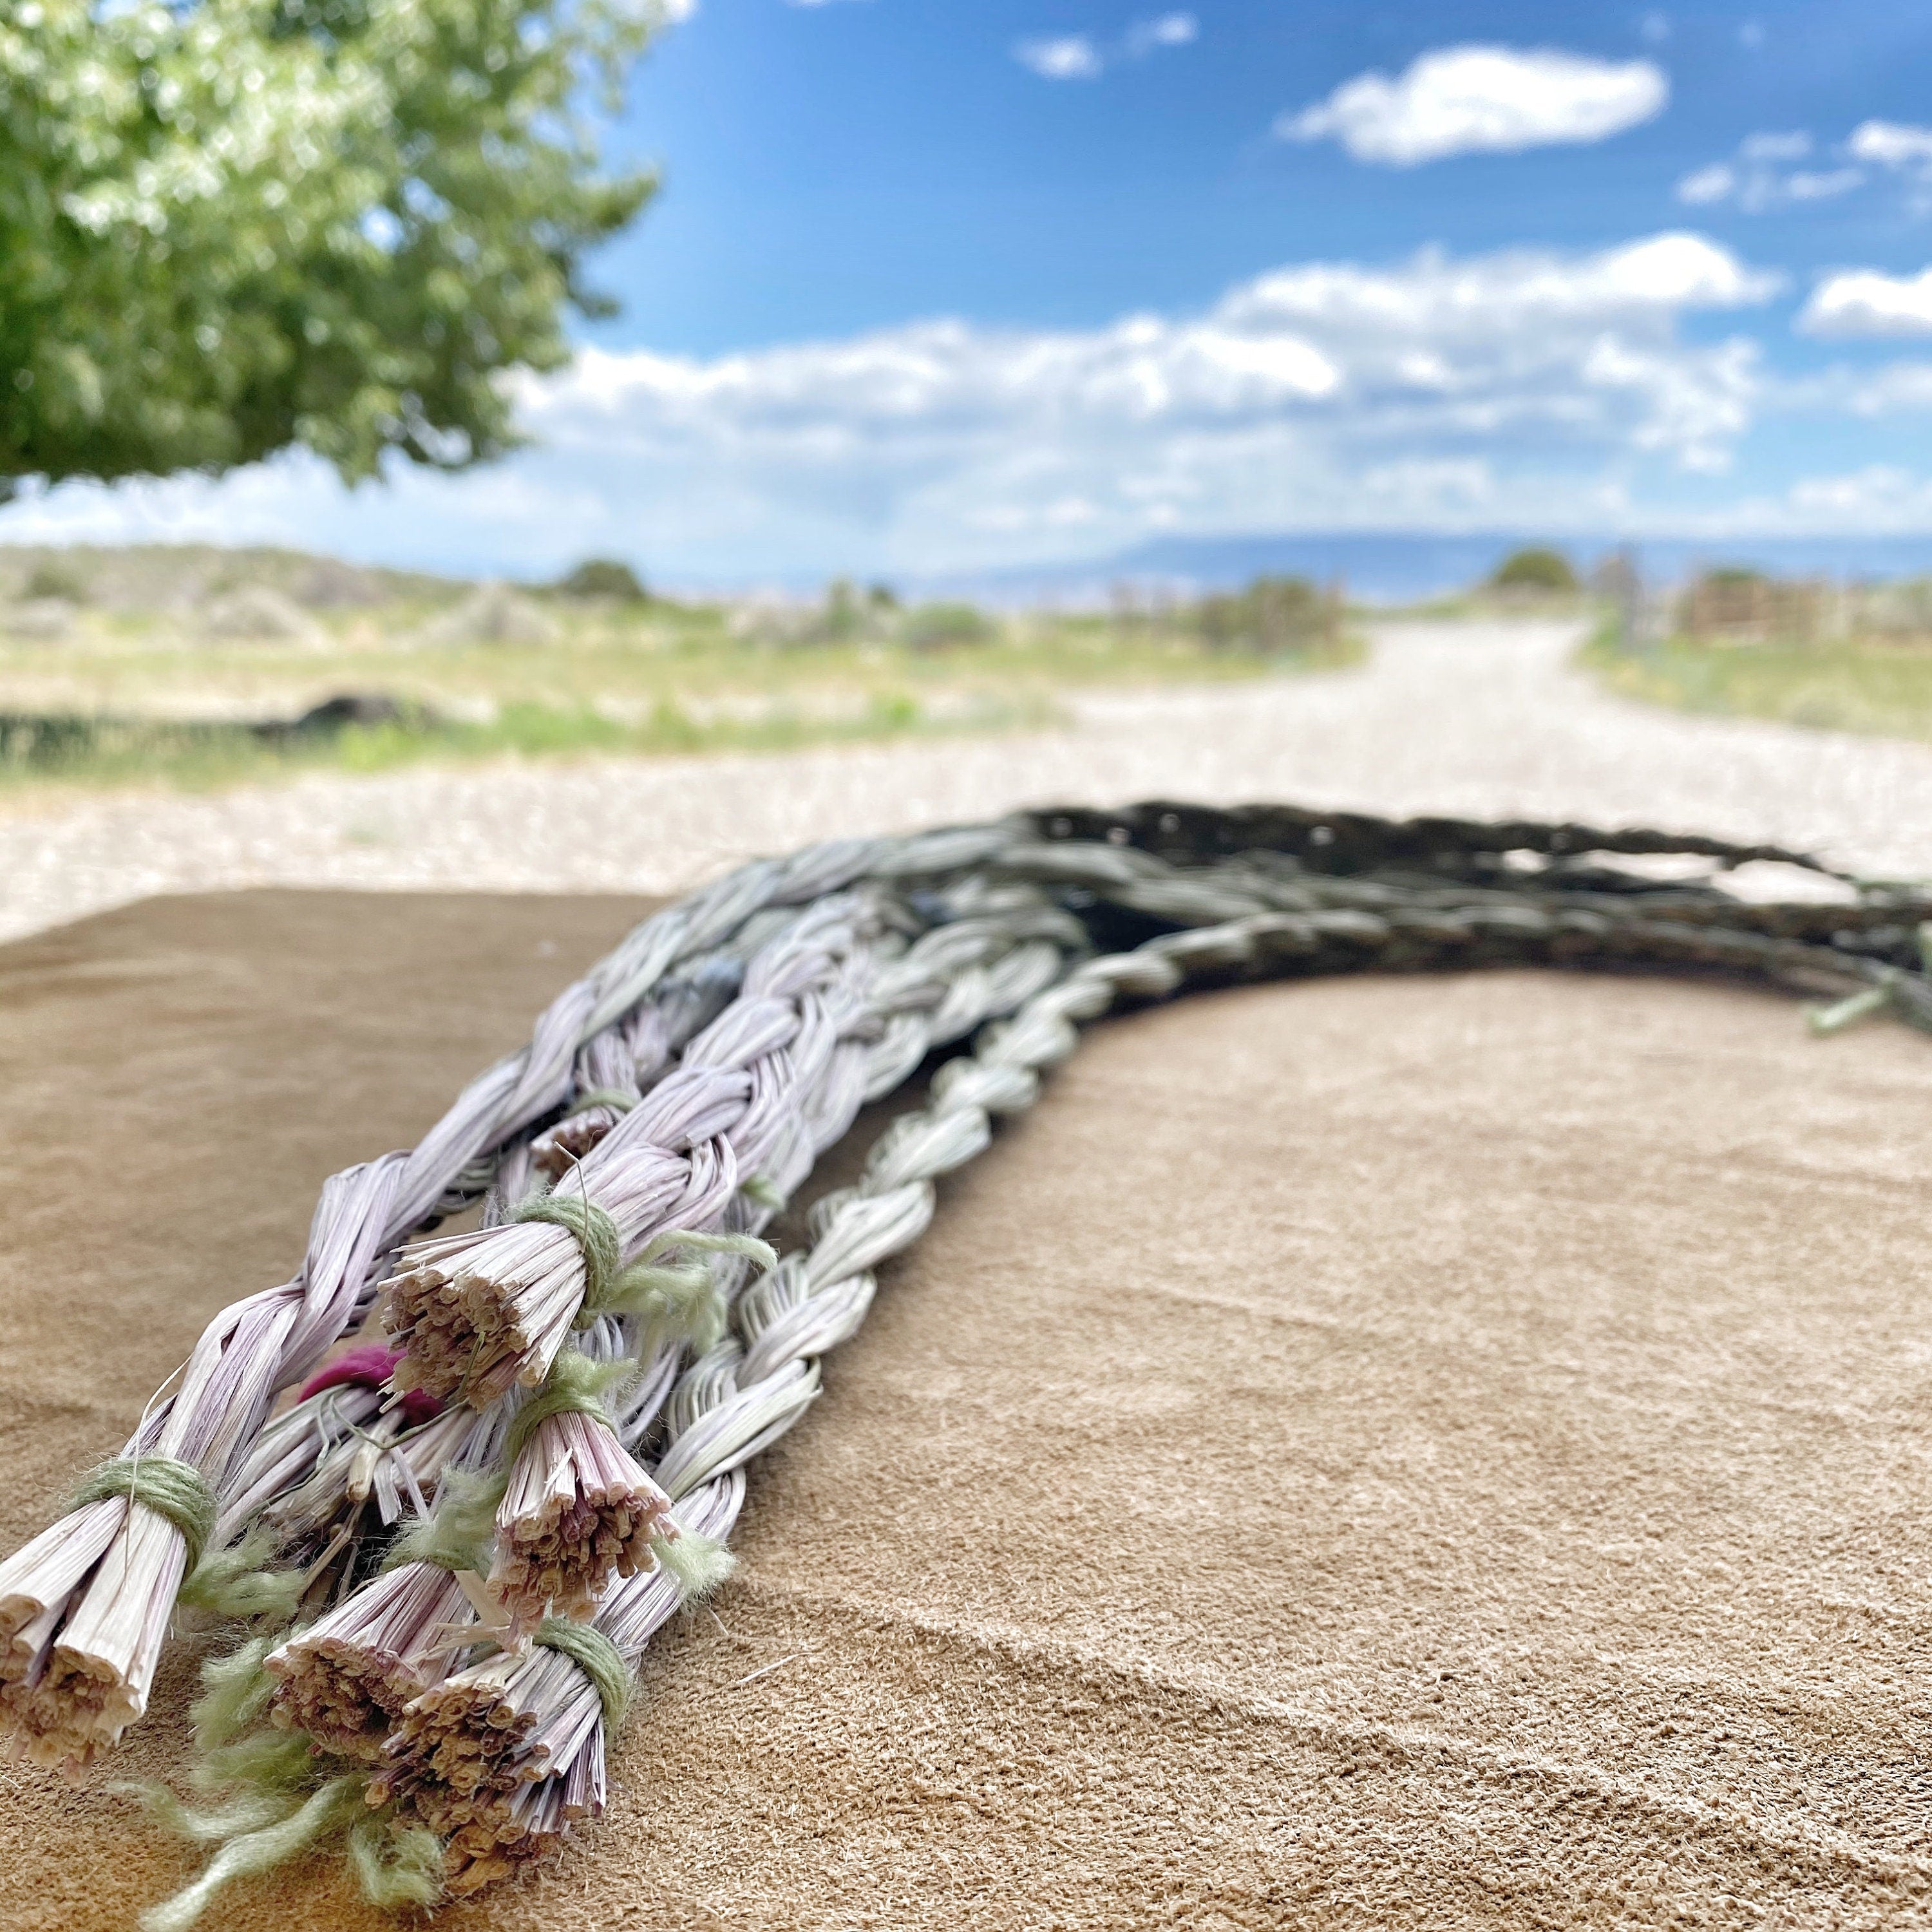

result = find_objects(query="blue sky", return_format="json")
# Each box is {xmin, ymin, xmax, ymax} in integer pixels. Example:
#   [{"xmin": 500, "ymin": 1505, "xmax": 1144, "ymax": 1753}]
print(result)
[
  {"xmin": 600, "ymin": 1, "xmax": 1926, "ymax": 352},
  {"xmin": 12, "ymin": 1, "xmax": 1932, "ymax": 582}
]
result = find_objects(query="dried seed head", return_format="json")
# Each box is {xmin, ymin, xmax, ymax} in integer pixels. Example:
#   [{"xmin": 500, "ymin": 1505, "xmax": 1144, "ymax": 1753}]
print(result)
[
  {"xmin": 265, "ymin": 1563, "xmax": 478, "ymax": 1760},
  {"xmin": 489, "ymin": 1414, "xmax": 673, "ymax": 1630}
]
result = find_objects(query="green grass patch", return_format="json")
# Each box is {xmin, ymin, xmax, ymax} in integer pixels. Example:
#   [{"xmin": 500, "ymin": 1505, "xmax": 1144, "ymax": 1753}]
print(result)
[
  {"xmin": 0, "ymin": 688, "xmax": 1069, "ymax": 795},
  {"xmin": 1581, "ymin": 627, "xmax": 1932, "ymax": 742},
  {"xmin": 0, "ymin": 609, "xmax": 1364, "ymax": 797}
]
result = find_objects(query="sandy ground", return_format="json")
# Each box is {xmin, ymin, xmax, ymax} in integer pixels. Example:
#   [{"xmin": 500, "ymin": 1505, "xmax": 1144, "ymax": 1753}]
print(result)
[
  {"xmin": 6, "ymin": 617, "xmax": 1932, "ymax": 945},
  {"xmin": 5, "ymin": 893, "xmax": 1931, "ymax": 1929}
]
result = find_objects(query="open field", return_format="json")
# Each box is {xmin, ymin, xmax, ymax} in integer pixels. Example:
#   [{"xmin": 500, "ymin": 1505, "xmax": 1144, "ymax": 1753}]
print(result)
[
  {"xmin": 1582, "ymin": 625, "xmax": 1932, "ymax": 744},
  {"xmin": 0, "ymin": 576, "xmax": 1358, "ymax": 794}
]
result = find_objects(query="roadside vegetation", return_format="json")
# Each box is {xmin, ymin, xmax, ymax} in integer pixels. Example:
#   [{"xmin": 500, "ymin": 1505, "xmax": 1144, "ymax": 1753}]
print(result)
[
  {"xmin": 1582, "ymin": 565, "xmax": 1932, "ymax": 744},
  {"xmin": 0, "ymin": 547, "xmax": 1361, "ymax": 796},
  {"xmin": 1585, "ymin": 629, "xmax": 1932, "ymax": 742}
]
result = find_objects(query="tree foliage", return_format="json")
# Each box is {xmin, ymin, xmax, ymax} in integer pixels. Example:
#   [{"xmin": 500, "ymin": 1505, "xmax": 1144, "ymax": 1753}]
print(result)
[
  {"xmin": 1488, "ymin": 547, "xmax": 1579, "ymax": 594},
  {"xmin": 0, "ymin": 0, "xmax": 666, "ymax": 494},
  {"xmin": 553, "ymin": 556, "xmax": 648, "ymax": 601}
]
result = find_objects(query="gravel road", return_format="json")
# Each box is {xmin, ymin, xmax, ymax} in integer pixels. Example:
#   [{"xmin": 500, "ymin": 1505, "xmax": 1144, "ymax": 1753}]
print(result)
[{"xmin": 6, "ymin": 618, "xmax": 1932, "ymax": 943}]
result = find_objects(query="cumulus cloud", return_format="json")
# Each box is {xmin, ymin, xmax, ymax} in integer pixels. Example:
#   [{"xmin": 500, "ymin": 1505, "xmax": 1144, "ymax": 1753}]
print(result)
[
  {"xmin": 0, "ymin": 234, "xmax": 1778, "ymax": 578},
  {"xmin": 1278, "ymin": 45, "xmax": 1668, "ymax": 166},
  {"xmin": 1800, "ymin": 268, "xmax": 1932, "ymax": 337},
  {"xmin": 1014, "ymin": 14, "xmax": 1195, "ymax": 80}
]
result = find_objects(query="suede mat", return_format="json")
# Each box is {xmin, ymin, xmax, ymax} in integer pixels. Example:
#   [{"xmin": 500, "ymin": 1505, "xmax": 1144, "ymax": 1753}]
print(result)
[{"xmin": 0, "ymin": 889, "xmax": 1927, "ymax": 1931}]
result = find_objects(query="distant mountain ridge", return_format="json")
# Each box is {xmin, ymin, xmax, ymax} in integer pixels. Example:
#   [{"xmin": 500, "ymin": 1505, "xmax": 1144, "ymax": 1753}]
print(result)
[
  {"xmin": 0, "ymin": 542, "xmax": 459, "ymax": 611},
  {"xmin": 14, "ymin": 532, "xmax": 1932, "ymax": 611},
  {"xmin": 926, "ymin": 532, "xmax": 1932, "ymax": 608}
]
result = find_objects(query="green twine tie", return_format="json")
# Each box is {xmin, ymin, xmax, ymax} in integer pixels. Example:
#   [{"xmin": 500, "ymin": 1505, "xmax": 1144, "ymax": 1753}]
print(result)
[
  {"xmin": 176, "ymin": 1526, "xmax": 307, "ymax": 1624},
  {"xmin": 648, "ymin": 1524, "xmax": 737, "ymax": 1602},
  {"xmin": 383, "ymin": 1350, "xmax": 626, "ymax": 1581},
  {"xmin": 501, "ymin": 1349, "xmax": 624, "ymax": 1464},
  {"xmin": 511, "ymin": 1191, "xmax": 621, "ymax": 1306},
  {"xmin": 382, "ymin": 1466, "xmax": 505, "ymax": 1575},
  {"xmin": 533, "ymin": 1616, "xmax": 632, "ymax": 1727},
  {"xmin": 571, "ymin": 1227, "xmax": 778, "ymax": 1340},
  {"xmin": 70, "ymin": 1456, "xmax": 216, "ymax": 1571},
  {"xmin": 138, "ymin": 1767, "xmax": 442, "ymax": 1931}
]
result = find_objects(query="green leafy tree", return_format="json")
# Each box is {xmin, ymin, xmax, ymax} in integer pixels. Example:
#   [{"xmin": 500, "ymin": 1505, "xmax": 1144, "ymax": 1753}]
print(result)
[
  {"xmin": 554, "ymin": 557, "xmax": 649, "ymax": 602},
  {"xmin": 0, "ymin": 0, "xmax": 667, "ymax": 497},
  {"xmin": 1488, "ymin": 547, "xmax": 1579, "ymax": 594}
]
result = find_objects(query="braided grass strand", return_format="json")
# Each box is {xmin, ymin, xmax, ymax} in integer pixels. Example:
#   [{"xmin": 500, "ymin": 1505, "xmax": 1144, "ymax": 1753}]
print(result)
[{"xmin": 17, "ymin": 800, "xmax": 1932, "ymax": 1922}]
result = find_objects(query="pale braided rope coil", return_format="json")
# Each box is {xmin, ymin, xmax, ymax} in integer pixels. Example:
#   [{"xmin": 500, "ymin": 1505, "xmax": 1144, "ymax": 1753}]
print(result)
[
  {"xmin": 19, "ymin": 802, "xmax": 1932, "ymax": 1788},
  {"xmin": 357, "ymin": 893, "xmax": 1094, "ymax": 1872},
  {"xmin": 0, "ymin": 824, "xmax": 1048, "ymax": 1770},
  {"xmin": 112, "ymin": 807, "xmax": 1932, "ymax": 1927}
]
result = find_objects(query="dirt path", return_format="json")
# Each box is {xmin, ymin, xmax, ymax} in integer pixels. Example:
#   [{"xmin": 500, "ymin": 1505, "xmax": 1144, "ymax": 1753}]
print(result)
[{"xmin": 5, "ymin": 619, "xmax": 1931, "ymax": 942}]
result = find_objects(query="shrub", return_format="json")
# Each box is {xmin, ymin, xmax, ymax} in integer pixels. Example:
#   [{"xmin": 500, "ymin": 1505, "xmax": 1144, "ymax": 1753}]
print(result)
[
  {"xmin": 22, "ymin": 561, "xmax": 84, "ymax": 603},
  {"xmin": 553, "ymin": 560, "xmax": 649, "ymax": 603},
  {"xmin": 818, "ymin": 578, "xmax": 865, "ymax": 642},
  {"xmin": 1488, "ymin": 547, "xmax": 1579, "ymax": 594},
  {"xmin": 1190, "ymin": 576, "xmax": 1335, "ymax": 652},
  {"xmin": 904, "ymin": 602, "xmax": 994, "ymax": 650}
]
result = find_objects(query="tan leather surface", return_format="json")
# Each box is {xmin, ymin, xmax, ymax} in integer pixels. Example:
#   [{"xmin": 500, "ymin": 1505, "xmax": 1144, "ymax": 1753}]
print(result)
[{"xmin": 1, "ymin": 890, "xmax": 1927, "ymax": 1929}]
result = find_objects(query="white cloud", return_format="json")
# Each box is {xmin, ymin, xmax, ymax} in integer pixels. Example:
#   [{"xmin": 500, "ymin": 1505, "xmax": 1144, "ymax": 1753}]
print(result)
[
  {"xmin": 1839, "ymin": 363, "xmax": 1932, "ymax": 415},
  {"xmin": 1850, "ymin": 120, "xmax": 1932, "ymax": 169},
  {"xmin": 1676, "ymin": 162, "xmax": 1735, "ymax": 205},
  {"xmin": 1784, "ymin": 168, "xmax": 1861, "ymax": 202},
  {"xmin": 1800, "ymin": 268, "xmax": 1932, "ymax": 337},
  {"xmin": 1, "ymin": 234, "xmax": 1779, "ymax": 577},
  {"xmin": 1016, "ymin": 14, "xmax": 1196, "ymax": 80},
  {"xmin": 1014, "ymin": 34, "xmax": 1102, "ymax": 80},
  {"xmin": 1217, "ymin": 233, "xmax": 1774, "ymax": 326},
  {"xmin": 1784, "ymin": 466, "xmax": 1932, "ymax": 526},
  {"xmin": 1835, "ymin": 121, "xmax": 1932, "ymax": 216},
  {"xmin": 1278, "ymin": 45, "xmax": 1668, "ymax": 166},
  {"xmin": 1675, "ymin": 131, "xmax": 1859, "ymax": 211},
  {"xmin": 1126, "ymin": 12, "xmax": 1197, "ymax": 55}
]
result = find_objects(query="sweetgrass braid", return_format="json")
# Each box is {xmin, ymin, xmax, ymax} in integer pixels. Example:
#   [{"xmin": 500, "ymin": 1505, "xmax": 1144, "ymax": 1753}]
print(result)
[
  {"xmin": 243, "ymin": 802, "xmax": 1932, "ymax": 1906},
  {"xmin": 5, "ymin": 798, "xmax": 1929, "ymax": 1794},
  {"xmin": 0, "ymin": 822, "xmax": 1039, "ymax": 1768}
]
